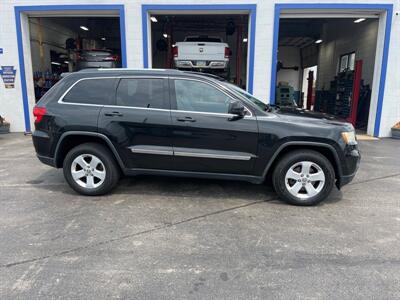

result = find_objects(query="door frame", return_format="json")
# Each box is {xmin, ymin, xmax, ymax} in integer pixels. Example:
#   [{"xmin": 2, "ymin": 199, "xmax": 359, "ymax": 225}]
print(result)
[
  {"xmin": 141, "ymin": 4, "xmax": 257, "ymax": 94},
  {"xmin": 14, "ymin": 4, "xmax": 127, "ymax": 133},
  {"xmin": 270, "ymin": 3, "xmax": 393, "ymax": 137}
]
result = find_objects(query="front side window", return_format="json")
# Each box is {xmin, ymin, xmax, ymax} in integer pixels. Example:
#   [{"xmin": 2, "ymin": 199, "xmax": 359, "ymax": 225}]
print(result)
[
  {"xmin": 63, "ymin": 78, "xmax": 115, "ymax": 105},
  {"xmin": 116, "ymin": 78, "xmax": 165, "ymax": 109},
  {"xmin": 174, "ymin": 79, "xmax": 232, "ymax": 114}
]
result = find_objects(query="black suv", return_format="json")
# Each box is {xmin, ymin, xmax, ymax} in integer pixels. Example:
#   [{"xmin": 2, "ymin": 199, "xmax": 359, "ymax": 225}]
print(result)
[{"xmin": 32, "ymin": 69, "xmax": 360, "ymax": 205}]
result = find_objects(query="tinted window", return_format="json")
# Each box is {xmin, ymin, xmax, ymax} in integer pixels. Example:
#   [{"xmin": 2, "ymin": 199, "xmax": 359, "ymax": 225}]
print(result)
[
  {"xmin": 116, "ymin": 79, "xmax": 165, "ymax": 109},
  {"xmin": 63, "ymin": 78, "xmax": 115, "ymax": 105},
  {"xmin": 174, "ymin": 79, "xmax": 232, "ymax": 113}
]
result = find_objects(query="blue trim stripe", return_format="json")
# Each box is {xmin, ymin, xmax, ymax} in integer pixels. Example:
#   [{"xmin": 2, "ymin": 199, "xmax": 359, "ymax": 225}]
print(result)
[
  {"xmin": 247, "ymin": 8, "xmax": 257, "ymax": 94},
  {"xmin": 142, "ymin": 5, "xmax": 149, "ymax": 69},
  {"xmin": 141, "ymin": 4, "xmax": 257, "ymax": 94},
  {"xmin": 14, "ymin": 5, "xmax": 127, "ymax": 133},
  {"xmin": 119, "ymin": 7, "xmax": 127, "ymax": 68},
  {"xmin": 374, "ymin": 8, "xmax": 393, "ymax": 137},
  {"xmin": 270, "ymin": 5, "xmax": 280, "ymax": 105},
  {"xmin": 14, "ymin": 8, "xmax": 31, "ymax": 133},
  {"xmin": 271, "ymin": 3, "xmax": 393, "ymax": 137}
]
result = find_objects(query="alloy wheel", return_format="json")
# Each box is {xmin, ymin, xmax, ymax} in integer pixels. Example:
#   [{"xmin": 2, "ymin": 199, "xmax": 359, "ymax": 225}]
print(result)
[
  {"xmin": 71, "ymin": 154, "xmax": 106, "ymax": 189},
  {"xmin": 285, "ymin": 161, "xmax": 325, "ymax": 199}
]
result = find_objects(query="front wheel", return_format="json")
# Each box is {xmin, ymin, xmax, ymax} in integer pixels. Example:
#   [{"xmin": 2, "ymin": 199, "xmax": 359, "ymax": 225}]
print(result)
[
  {"xmin": 272, "ymin": 150, "xmax": 335, "ymax": 206},
  {"xmin": 63, "ymin": 143, "xmax": 120, "ymax": 196}
]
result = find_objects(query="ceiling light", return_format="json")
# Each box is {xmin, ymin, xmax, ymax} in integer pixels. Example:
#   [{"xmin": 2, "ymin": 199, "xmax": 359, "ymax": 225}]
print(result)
[
  {"xmin": 101, "ymin": 37, "xmax": 106, "ymax": 41},
  {"xmin": 354, "ymin": 18, "xmax": 366, "ymax": 23},
  {"xmin": 243, "ymin": 38, "xmax": 248, "ymax": 43},
  {"xmin": 150, "ymin": 16, "xmax": 158, "ymax": 23},
  {"xmin": 163, "ymin": 33, "xmax": 168, "ymax": 38},
  {"xmin": 80, "ymin": 26, "xmax": 89, "ymax": 31},
  {"xmin": 315, "ymin": 39, "xmax": 323, "ymax": 44},
  {"xmin": 51, "ymin": 62, "xmax": 61, "ymax": 65},
  {"xmin": 64, "ymin": 61, "xmax": 69, "ymax": 64}
]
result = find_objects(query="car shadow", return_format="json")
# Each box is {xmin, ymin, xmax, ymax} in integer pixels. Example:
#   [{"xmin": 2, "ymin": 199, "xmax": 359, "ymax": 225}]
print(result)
[
  {"xmin": 116, "ymin": 175, "xmax": 277, "ymax": 201},
  {"xmin": 30, "ymin": 169, "xmax": 343, "ymax": 206},
  {"xmin": 29, "ymin": 169, "xmax": 276, "ymax": 203}
]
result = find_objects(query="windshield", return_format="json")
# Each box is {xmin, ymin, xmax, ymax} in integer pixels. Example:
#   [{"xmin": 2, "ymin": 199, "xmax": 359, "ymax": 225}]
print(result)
[{"xmin": 223, "ymin": 83, "xmax": 268, "ymax": 111}]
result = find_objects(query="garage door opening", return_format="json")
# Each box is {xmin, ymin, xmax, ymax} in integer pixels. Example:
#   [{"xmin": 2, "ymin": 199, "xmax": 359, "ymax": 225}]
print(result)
[
  {"xmin": 276, "ymin": 17, "xmax": 379, "ymax": 132},
  {"xmin": 28, "ymin": 16, "xmax": 122, "ymax": 102},
  {"xmin": 149, "ymin": 13, "xmax": 249, "ymax": 89}
]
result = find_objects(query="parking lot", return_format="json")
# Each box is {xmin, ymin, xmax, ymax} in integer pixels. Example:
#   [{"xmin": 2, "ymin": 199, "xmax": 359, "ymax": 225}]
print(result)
[{"xmin": 0, "ymin": 133, "xmax": 399, "ymax": 299}]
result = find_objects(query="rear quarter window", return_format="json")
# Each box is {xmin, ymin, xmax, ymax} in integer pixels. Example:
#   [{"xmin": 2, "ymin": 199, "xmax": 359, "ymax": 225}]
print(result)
[{"xmin": 62, "ymin": 78, "xmax": 116, "ymax": 105}]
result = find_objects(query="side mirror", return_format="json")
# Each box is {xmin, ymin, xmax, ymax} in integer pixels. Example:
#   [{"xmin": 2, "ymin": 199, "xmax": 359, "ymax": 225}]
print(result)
[{"xmin": 228, "ymin": 100, "xmax": 245, "ymax": 116}]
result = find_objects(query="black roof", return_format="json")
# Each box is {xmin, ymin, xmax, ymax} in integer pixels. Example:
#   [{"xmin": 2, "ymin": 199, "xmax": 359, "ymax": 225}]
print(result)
[
  {"xmin": 77, "ymin": 68, "xmax": 180, "ymax": 75},
  {"xmin": 73, "ymin": 68, "xmax": 224, "ymax": 81}
]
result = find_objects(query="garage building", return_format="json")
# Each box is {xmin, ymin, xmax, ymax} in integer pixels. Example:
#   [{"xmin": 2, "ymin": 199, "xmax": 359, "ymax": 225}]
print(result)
[{"xmin": 0, "ymin": 1, "xmax": 398, "ymax": 137}]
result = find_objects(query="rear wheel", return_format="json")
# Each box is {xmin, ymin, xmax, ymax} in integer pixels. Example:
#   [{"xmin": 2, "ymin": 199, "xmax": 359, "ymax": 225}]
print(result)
[
  {"xmin": 272, "ymin": 150, "xmax": 335, "ymax": 206},
  {"xmin": 63, "ymin": 143, "xmax": 120, "ymax": 196}
]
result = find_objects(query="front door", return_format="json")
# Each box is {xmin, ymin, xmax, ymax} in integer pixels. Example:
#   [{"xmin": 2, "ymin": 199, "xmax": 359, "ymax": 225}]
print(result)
[
  {"xmin": 98, "ymin": 77, "xmax": 173, "ymax": 170},
  {"xmin": 169, "ymin": 78, "xmax": 258, "ymax": 175}
]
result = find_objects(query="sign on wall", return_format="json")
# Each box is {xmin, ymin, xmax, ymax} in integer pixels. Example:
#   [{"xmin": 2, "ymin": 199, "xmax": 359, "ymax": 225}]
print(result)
[{"xmin": 0, "ymin": 66, "xmax": 17, "ymax": 88}]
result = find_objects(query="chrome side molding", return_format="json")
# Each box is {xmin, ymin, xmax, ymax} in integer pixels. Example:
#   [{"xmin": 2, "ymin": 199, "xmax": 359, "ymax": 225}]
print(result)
[
  {"xmin": 128, "ymin": 145, "xmax": 173, "ymax": 156},
  {"xmin": 128, "ymin": 145, "xmax": 255, "ymax": 161}
]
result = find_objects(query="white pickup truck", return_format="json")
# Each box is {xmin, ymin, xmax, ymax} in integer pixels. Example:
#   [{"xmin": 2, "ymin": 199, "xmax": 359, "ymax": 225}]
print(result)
[{"xmin": 173, "ymin": 36, "xmax": 231, "ymax": 71}]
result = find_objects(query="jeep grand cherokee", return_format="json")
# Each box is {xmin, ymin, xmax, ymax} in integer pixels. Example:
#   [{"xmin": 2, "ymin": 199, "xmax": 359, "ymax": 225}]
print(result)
[{"xmin": 32, "ymin": 69, "xmax": 360, "ymax": 205}]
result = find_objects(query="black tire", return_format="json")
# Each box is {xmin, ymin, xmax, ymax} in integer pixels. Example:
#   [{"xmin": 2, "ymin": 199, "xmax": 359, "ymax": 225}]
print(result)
[
  {"xmin": 63, "ymin": 143, "xmax": 120, "ymax": 196},
  {"xmin": 272, "ymin": 150, "xmax": 335, "ymax": 206}
]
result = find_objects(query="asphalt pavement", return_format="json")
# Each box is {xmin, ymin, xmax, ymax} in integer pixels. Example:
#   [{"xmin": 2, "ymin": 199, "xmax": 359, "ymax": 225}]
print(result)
[{"xmin": 0, "ymin": 133, "xmax": 399, "ymax": 299}]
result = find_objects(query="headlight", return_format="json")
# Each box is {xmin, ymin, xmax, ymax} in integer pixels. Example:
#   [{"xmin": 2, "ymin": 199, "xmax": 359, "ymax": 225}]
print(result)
[{"xmin": 341, "ymin": 131, "xmax": 357, "ymax": 145}]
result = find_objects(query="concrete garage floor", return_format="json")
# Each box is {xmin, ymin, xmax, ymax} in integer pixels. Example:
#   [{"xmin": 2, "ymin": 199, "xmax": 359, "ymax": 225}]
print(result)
[{"xmin": 0, "ymin": 134, "xmax": 399, "ymax": 299}]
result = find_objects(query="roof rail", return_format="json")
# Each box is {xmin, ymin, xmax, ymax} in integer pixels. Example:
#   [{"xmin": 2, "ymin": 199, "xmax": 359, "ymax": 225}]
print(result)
[{"xmin": 183, "ymin": 71, "xmax": 226, "ymax": 81}]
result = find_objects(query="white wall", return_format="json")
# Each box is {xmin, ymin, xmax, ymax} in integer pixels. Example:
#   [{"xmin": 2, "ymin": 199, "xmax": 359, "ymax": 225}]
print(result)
[
  {"xmin": 317, "ymin": 19, "xmax": 378, "ymax": 90},
  {"xmin": 277, "ymin": 46, "xmax": 301, "ymax": 91},
  {"xmin": 0, "ymin": 0, "xmax": 399, "ymax": 137}
]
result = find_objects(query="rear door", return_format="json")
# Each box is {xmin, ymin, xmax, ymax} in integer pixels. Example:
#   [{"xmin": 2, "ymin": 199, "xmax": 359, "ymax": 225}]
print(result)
[
  {"xmin": 98, "ymin": 76, "xmax": 173, "ymax": 170},
  {"xmin": 59, "ymin": 77, "xmax": 117, "ymax": 133},
  {"xmin": 169, "ymin": 77, "xmax": 259, "ymax": 175}
]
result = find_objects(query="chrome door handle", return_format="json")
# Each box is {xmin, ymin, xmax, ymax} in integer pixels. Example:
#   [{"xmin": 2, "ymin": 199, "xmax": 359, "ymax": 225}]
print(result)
[
  {"xmin": 104, "ymin": 111, "xmax": 123, "ymax": 117},
  {"xmin": 177, "ymin": 116, "xmax": 196, "ymax": 122}
]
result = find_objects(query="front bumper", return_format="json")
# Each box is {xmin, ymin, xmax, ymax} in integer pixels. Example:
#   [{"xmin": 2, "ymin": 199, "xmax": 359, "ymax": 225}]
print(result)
[{"xmin": 337, "ymin": 148, "xmax": 361, "ymax": 188}]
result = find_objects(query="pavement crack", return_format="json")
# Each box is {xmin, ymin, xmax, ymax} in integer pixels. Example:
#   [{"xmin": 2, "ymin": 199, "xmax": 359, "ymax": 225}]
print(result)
[
  {"xmin": 1, "ymin": 199, "xmax": 268, "ymax": 269},
  {"xmin": 349, "ymin": 173, "xmax": 400, "ymax": 186}
]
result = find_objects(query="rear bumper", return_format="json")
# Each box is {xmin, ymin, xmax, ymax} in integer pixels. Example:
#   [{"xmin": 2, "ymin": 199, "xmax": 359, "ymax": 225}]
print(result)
[
  {"xmin": 174, "ymin": 59, "xmax": 228, "ymax": 69},
  {"xmin": 32, "ymin": 130, "xmax": 57, "ymax": 168},
  {"xmin": 37, "ymin": 154, "xmax": 57, "ymax": 167},
  {"xmin": 77, "ymin": 61, "xmax": 116, "ymax": 69}
]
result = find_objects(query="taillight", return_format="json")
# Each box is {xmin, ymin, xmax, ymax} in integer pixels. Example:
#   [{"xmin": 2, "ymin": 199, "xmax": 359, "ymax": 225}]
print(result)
[
  {"xmin": 103, "ymin": 55, "xmax": 118, "ymax": 61},
  {"xmin": 33, "ymin": 106, "xmax": 46, "ymax": 124},
  {"xmin": 224, "ymin": 47, "xmax": 231, "ymax": 58},
  {"xmin": 172, "ymin": 46, "xmax": 178, "ymax": 57}
]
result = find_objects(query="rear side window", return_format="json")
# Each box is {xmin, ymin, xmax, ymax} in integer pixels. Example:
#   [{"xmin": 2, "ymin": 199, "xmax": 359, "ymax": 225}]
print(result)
[
  {"xmin": 116, "ymin": 78, "xmax": 166, "ymax": 109},
  {"xmin": 62, "ymin": 78, "xmax": 115, "ymax": 105}
]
